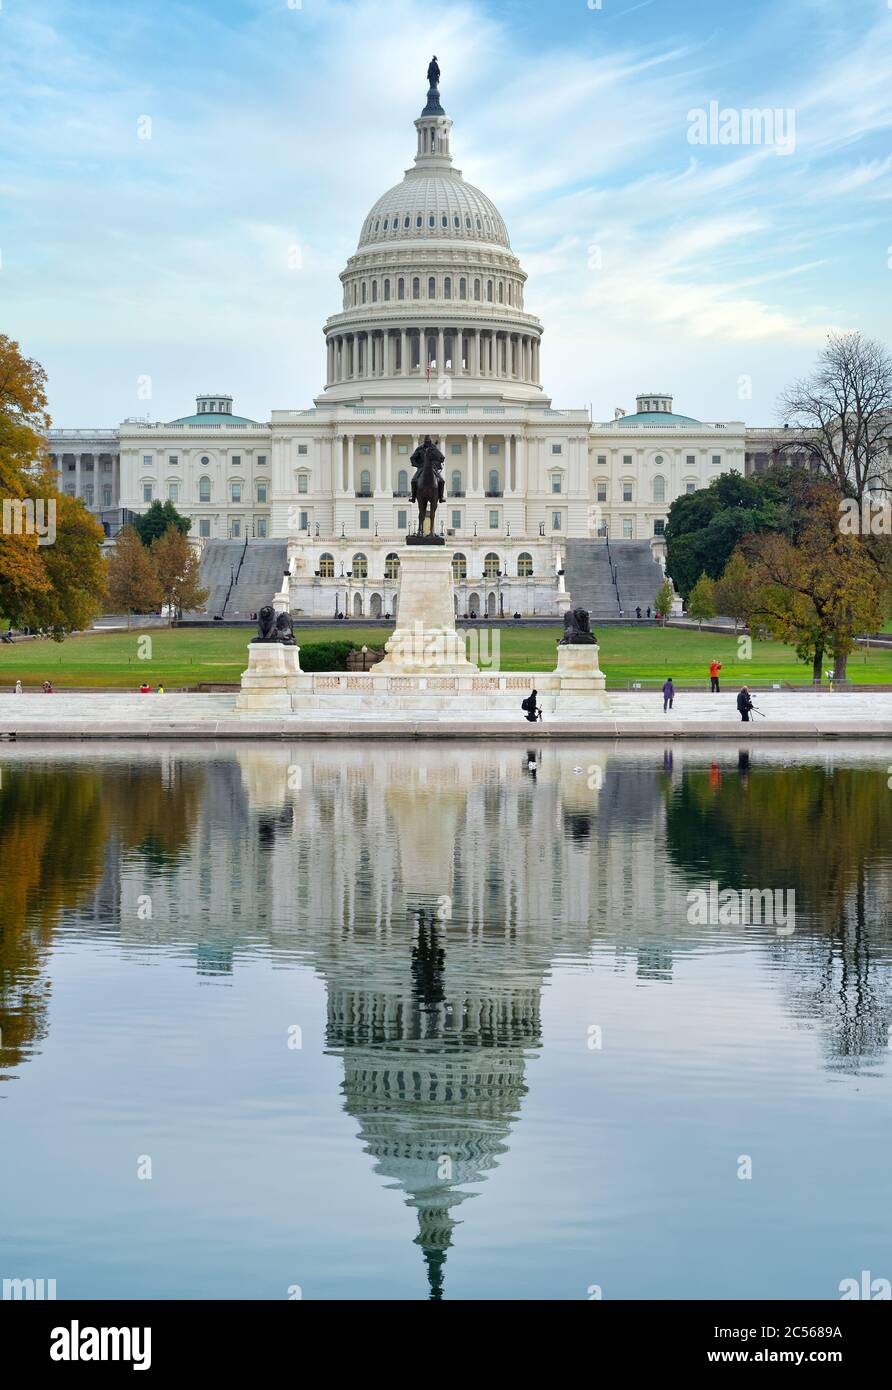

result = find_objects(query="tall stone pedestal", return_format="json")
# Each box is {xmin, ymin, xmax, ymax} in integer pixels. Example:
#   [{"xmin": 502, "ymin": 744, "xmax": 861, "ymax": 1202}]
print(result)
[
  {"xmin": 236, "ymin": 643, "xmax": 311, "ymax": 712},
  {"xmin": 555, "ymin": 642, "xmax": 606, "ymax": 691},
  {"xmin": 376, "ymin": 547, "xmax": 477, "ymax": 676}
]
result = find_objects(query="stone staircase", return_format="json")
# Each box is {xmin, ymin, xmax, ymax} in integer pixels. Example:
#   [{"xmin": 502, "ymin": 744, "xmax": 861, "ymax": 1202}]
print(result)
[
  {"xmin": 195, "ymin": 539, "xmax": 288, "ymax": 620},
  {"xmin": 564, "ymin": 539, "xmax": 667, "ymax": 620}
]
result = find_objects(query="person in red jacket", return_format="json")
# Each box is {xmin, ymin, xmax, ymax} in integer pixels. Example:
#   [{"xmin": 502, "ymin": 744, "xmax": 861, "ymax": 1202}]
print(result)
[{"xmin": 709, "ymin": 659, "xmax": 723, "ymax": 693}]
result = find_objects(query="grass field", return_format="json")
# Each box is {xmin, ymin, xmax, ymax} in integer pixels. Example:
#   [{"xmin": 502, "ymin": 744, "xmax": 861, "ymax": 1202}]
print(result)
[{"xmin": 1, "ymin": 622, "xmax": 890, "ymax": 688}]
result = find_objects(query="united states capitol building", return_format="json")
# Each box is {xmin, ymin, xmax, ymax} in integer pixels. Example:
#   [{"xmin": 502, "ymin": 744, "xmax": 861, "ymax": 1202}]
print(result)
[{"xmin": 48, "ymin": 64, "xmax": 774, "ymax": 619}]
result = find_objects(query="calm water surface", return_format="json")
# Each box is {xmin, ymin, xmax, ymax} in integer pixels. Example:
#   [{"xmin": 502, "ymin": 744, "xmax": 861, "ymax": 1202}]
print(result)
[{"xmin": 1, "ymin": 740, "xmax": 891, "ymax": 1300}]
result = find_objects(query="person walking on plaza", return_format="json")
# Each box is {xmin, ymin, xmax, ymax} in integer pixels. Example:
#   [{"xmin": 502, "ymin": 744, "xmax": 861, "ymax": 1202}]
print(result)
[
  {"xmin": 709, "ymin": 659, "xmax": 722, "ymax": 693},
  {"xmin": 43, "ymin": 680, "xmax": 53, "ymax": 693},
  {"xmin": 521, "ymin": 689, "xmax": 543, "ymax": 722},
  {"xmin": 14, "ymin": 679, "xmax": 23, "ymax": 695},
  {"xmin": 737, "ymin": 686, "xmax": 754, "ymax": 722},
  {"xmin": 662, "ymin": 677, "xmax": 674, "ymax": 712}
]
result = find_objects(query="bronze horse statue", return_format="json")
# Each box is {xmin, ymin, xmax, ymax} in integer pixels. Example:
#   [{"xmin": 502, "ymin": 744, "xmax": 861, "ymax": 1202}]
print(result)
[{"xmin": 410, "ymin": 435, "xmax": 445, "ymax": 537}]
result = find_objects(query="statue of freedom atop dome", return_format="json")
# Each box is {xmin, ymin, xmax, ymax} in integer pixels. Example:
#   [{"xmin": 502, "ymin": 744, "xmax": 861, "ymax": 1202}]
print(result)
[{"xmin": 427, "ymin": 56, "xmax": 440, "ymax": 89}]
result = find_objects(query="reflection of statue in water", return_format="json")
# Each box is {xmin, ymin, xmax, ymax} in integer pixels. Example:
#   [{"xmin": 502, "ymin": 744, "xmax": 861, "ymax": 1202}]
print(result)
[
  {"xmin": 411, "ymin": 909, "xmax": 446, "ymax": 1009},
  {"xmin": 427, "ymin": 55, "xmax": 440, "ymax": 89}
]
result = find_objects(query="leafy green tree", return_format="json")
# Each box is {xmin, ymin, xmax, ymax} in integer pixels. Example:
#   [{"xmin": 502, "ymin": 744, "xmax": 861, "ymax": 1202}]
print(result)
[
  {"xmin": 687, "ymin": 573, "xmax": 716, "ymax": 628},
  {"xmin": 664, "ymin": 467, "xmax": 796, "ymax": 599},
  {"xmin": 132, "ymin": 499, "xmax": 192, "ymax": 546}
]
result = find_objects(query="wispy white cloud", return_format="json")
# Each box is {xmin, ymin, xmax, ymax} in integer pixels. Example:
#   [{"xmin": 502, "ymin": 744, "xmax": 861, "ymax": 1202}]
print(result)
[{"xmin": 0, "ymin": 0, "xmax": 889, "ymax": 426}]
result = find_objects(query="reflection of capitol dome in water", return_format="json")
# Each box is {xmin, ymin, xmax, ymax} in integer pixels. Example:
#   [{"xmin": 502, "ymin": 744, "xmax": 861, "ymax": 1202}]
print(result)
[{"xmin": 325, "ymin": 910, "xmax": 541, "ymax": 1299}]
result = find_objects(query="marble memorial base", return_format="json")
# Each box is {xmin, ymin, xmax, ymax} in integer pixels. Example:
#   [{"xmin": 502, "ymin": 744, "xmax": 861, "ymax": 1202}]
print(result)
[{"xmin": 235, "ymin": 643, "xmax": 313, "ymax": 712}]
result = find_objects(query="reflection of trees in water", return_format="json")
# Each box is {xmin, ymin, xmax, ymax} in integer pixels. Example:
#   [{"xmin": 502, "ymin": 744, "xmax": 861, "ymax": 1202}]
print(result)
[
  {"xmin": 0, "ymin": 761, "xmax": 204, "ymax": 1078},
  {"xmin": 664, "ymin": 765, "xmax": 892, "ymax": 1066},
  {"xmin": 0, "ymin": 768, "xmax": 106, "ymax": 1072}
]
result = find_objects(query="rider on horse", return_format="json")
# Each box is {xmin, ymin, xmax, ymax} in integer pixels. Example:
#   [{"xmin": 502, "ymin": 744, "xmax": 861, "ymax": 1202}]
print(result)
[{"xmin": 410, "ymin": 435, "xmax": 445, "ymax": 504}]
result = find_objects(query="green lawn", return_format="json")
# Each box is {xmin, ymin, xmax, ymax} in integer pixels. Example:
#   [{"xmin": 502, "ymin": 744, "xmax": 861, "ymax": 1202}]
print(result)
[{"xmin": 1, "ymin": 622, "xmax": 890, "ymax": 688}]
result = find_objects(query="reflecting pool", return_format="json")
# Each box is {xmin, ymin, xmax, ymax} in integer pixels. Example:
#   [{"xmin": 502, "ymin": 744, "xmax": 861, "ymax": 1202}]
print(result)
[{"xmin": 1, "ymin": 740, "xmax": 891, "ymax": 1300}]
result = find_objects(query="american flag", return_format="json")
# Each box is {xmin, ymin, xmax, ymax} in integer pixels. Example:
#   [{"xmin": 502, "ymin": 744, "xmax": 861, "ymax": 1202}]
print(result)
[{"xmin": 425, "ymin": 363, "xmax": 431, "ymax": 382}]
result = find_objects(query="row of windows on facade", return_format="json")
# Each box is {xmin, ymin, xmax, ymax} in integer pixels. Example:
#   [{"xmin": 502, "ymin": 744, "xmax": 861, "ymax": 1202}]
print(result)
[
  {"xmin": 64, "ymin": 485, "xmax": 115, "ymax": 506},
  {"xmin": 317, "ymin": 552, "xmax": 536, "ymax": 580},
  {"xmin": 344, "ymin": 508, "xmax": 661, "ymax": 537},
  {"xmin": 141, "ymin": 474, "xmax": 676, "ymax": 506},
  {"xmin": 198, "ymin": 513, "xmax": 660, "ymax": 542},
  {"xmin": 344, "ymin": 506, "xmax": 564, "ymax": 532},
  {"xmin": 197, "ymin": 517, "xmax": 269, "ymax": 539},
  {"xmin": 594, "ymin": 453, "xmax": 725, "ymax": 467},
  {"xmin": 59, "ymin": 459, "xmax": 115, "ymax": 471},
  {"xmin": 363, "ymin": 210, "xmax": 502, "ymax": 238},
  {"xmin": 347, "ymin": 274, "xmax": 521, "ymax": 308},
  {"xmin": 140, "ymin": 453, "xmax": 271, "ymax": 467},
  {"xmin": 142, "ymin": 480, "xmax": 270, "ymax": 503}
]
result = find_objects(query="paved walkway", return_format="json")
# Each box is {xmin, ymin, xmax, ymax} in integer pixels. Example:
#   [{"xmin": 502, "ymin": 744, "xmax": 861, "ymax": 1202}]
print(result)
[{"xmin": 1, "ymin": 689, "xmax": 891, "ymax": 738}]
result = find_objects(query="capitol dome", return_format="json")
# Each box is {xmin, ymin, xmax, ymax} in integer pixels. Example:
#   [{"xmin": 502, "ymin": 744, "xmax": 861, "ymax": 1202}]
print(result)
[
  {"xmin": 320, "ymin": 61, "xmax": 544, "ymax": 404},
  {"xmin": 357, "ymin": 175, "xmax": 510, "ymax": 252}
]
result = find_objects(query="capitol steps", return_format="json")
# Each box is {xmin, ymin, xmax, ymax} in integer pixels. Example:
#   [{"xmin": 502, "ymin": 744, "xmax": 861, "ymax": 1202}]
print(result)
[
  {"xmin": 564, "ymin": 539, "xmax": 667, "ymax": 620},
  {"xmin": 194, "ymin": 540, "xmax": 288, "ymax": 620}
]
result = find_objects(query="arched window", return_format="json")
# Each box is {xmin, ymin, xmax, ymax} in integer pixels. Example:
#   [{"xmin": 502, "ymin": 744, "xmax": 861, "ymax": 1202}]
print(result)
[
  {"xmin": 351, "ymin": 553, "xmax": 368, "ymax": 579},
  {"xmin": 428, "ymin": 275, "xmax": 436, "ymax": 298},
  {"xmin": 488, "ymin": 469, "xmax": 500, "ymax": 495},
  {"xmin": 484, "ymin": 552, "xmax": 500, "ymax": 578},
  {"xmin": 441, "ymin": 214, "xmax": 448, "ymax": 228},
  {"xmin": 452, "ymin": 552, "xmax": 467, "ymax": 581},
  {"xmin": 361, "ymin": 282, "xmax": 367, "ymax": 303},
  {"xmin": 653, "ymin": 475, "xmax": 666, "ymax": 502},
  {"xmin": 412, "ymin": 277, "xmax": 420, "ymax": 299},
  {"xmin": 397, "ymin": 468, "xmax": 408, "ymax": 495},
  {"xmin": 428, "ymin": 214, "xmax": 435, "ymax": 228},
  {"xmin": 371, "ymin": 280, "xmax": 378, "ymax": 302},
  {"xmin": 451, "ymin": 469, "xmax": 462, "ymax": 494},
  {"xmin": 498, "ymin": 281, "xmax": 504, "ymax": 303},
  {"xmin": 398, "ymin": 277, "xmax": 405, "ymax": 300},
  {"xmin": 459, "ymin": 277, "xmax": 467, "ymax": 298},
  {"xmin": 517, "ymin": 552, "xmax": 533, "ymax": 577},
  {"xmin": 385, "ymin": 552, "xmax": 400, "ymax": 579},
  {"xmin": 319, "ymin": 552, "xmax": 335, "ymax": 577},
  {"xmin": 383, "ymin": 278, "xmax": 390, "ymax": 300},
  {"xmin": 474, "ymin": 277, "xmax": 480, "ymax": 300},
  {"xmin": 198, "ymin": 476, "xmax": 211, "ymax": 502},
  {"xmin": 359, "ymin": 468, "xmax": 371, "ymax": 495},
  {"xmin": 486, "ymin": 279, "xmax": 493, "ymax": 301},
  {"xmin": 444, "ymin": 276, "xmax": 451, "ymax": 299}
]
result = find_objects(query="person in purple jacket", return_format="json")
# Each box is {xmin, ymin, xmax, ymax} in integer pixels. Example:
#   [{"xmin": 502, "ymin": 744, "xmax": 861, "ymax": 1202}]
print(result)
[{"xmin": 662, "ymin": 677, "xmax": 675, "ymax": 712}]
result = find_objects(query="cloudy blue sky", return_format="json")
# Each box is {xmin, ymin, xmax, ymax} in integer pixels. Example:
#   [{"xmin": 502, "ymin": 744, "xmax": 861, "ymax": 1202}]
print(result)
[{"xmin": 1, "ymin": 0, "xmax": 891, "ymax": 427}]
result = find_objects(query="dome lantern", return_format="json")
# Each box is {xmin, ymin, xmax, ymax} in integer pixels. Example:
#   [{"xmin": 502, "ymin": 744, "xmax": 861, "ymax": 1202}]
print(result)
[{"xmin": 414, "ymin": 55, "xmax": 453, "ymax": 169}]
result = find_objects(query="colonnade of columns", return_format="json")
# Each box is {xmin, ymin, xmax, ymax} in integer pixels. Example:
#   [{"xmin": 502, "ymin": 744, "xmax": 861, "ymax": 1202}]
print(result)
[
  {"xmin": 330, "ymin": 432, "xmax": 528, "ymax": 498},
  {"xmin": 325, "ymin": 327, "xmax": 541, "ymax": 388}
]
